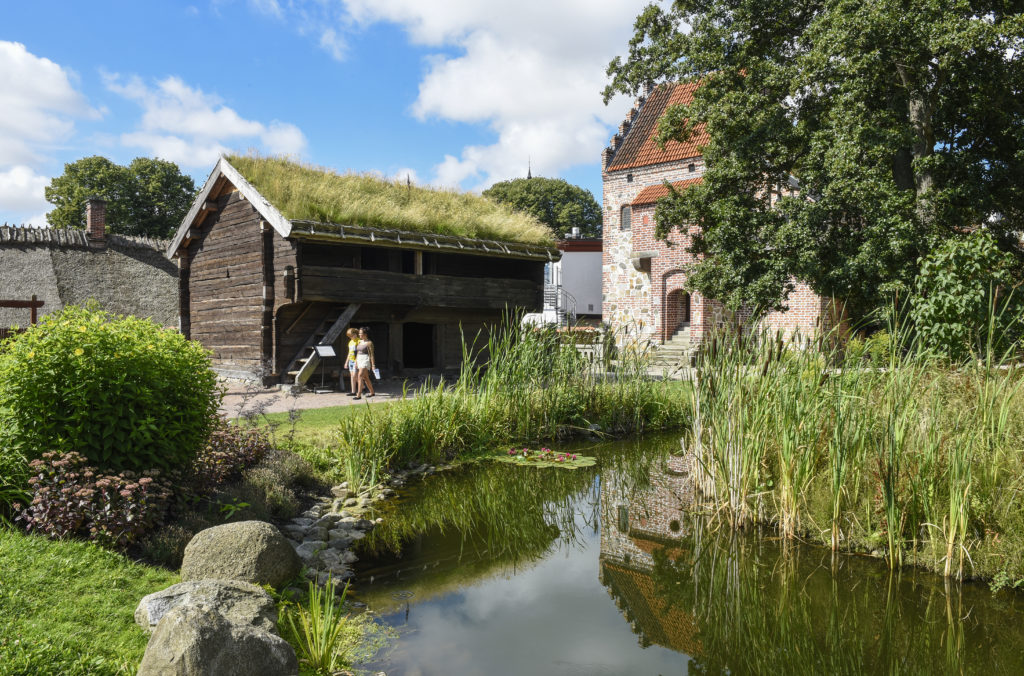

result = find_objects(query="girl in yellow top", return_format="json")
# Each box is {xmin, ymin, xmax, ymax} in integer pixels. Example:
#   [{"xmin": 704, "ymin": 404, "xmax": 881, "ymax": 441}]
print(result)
[{"xmin": 345, "ymin": 328, "xmax": 360, "ymax": 396}]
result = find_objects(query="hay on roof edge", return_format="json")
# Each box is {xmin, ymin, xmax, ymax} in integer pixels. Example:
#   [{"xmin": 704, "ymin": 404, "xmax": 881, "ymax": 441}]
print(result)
[{"xmin": 226, "ymin": 154, "xmax": 555, "ymax": 246}]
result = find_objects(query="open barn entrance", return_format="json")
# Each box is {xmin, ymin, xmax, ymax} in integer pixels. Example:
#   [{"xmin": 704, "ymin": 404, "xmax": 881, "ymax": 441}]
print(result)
[{"xmin": 403, "ymin": 323, "xmax": 435, "ymax": 369}]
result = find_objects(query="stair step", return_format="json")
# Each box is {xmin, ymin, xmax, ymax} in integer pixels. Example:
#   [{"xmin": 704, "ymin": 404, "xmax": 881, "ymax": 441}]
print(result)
[{"xmin": 286, "ymin": 370, "xmax": 300, "ymax": 376}]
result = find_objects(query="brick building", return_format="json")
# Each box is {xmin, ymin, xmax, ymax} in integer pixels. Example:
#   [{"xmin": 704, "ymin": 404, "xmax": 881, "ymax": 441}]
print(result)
[{"xmin": 601, "ymin": 82, "xmax": 836, "ymax": 348}]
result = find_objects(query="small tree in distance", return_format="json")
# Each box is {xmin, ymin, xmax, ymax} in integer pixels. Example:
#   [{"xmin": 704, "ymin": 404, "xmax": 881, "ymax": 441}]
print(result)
[
  {"xmin": 483, "ymin": 176, "xmax": 602, "ymax": 239},
  {"xmin": 45, "ymin": 156, "xmax": 196, "ymax": 238}
]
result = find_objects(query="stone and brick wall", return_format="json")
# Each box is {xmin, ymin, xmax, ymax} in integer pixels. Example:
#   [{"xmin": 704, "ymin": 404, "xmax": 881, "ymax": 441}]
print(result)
[
  {"xmin": 601, "ymin": 153, "xmax": 836, "ymax": 346},
  {"xmin": 602, "ymin": 158, "xmax": 708, "ymax": 345}
]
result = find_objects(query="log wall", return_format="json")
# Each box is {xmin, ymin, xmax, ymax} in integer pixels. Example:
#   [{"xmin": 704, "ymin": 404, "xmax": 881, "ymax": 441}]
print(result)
[{"xmin": 183, "ymin": 190, "xmax": 265, "ymax": 378}]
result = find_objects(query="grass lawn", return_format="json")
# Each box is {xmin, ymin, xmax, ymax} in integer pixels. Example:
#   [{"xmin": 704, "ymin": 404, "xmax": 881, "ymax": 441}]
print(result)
[
  {"xmin": 0, "ymin": 528, "xmax": 178, "ymax": 676},
  {"xmin": 257, "ymin": 400, "xmax": 404, "ymax": 445}
]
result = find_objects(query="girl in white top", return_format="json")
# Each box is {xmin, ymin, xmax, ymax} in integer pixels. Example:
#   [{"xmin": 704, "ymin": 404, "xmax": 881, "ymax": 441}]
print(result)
[{"xmin": 354, "ymin": 326, "xmax": 376, "ymax": 399}]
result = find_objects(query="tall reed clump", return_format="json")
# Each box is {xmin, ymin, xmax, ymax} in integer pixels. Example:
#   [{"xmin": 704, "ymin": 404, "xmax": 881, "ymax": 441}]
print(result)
[
  {"xmin": 311, "ymin": 319, "xmax": 690, "ymax": 488},
  {"xmin": 686, "ymin": 316, "xmax": 1024, "ymax": 582}
]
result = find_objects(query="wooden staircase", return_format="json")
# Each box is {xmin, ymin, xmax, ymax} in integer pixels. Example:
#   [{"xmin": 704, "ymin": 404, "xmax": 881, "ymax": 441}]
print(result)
[{"xmin": 284, "ymin": 304, "xmax": 361, "ymax": 387}]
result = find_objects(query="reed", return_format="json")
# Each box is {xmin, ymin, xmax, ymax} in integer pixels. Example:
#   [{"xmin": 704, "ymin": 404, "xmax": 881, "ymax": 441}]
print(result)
[
  {"xmin": 685, "ymin": 308, "xmax": 1024, "ymax": 580},
  {"xmin": 307, "ymin": 319, "xmax": 690, "ymax": 488}
]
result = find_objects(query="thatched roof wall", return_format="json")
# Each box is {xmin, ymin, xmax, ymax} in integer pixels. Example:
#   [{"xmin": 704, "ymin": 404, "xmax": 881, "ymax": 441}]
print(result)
[{"xmin": 0, "ymin": 226, "xmax": 178, "ymax": 328}]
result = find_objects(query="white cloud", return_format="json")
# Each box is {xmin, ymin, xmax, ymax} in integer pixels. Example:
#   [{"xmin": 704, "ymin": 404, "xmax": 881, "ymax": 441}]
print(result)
[
  {"xmin": 319, "ymin": 28, "xmax": 347, "ymax": 61},
  {"xmin": 0, "ymin": 166, "xmax": 50, "ymax": 222},
  {"xmin": 0, "ymin": 41, "xmax": 98, "ymax": 167},
  {"xmin": 104, "ymin": 73, "xmax": 307, "ymax": 168},
  {"xmin": 339, "ymin": 0, "xmax": 641, "ymax": 190},
  {"xmin": 388, "ymin": 167, "xmax": 420, "ymax": 184},
  {"xmin": 0, "ymin": 41, "xmax": 97, "ymax": 224}
]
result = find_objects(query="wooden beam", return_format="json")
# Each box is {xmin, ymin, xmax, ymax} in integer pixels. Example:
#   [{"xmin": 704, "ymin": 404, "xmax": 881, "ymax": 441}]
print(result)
[{"xmin": 299, "ymin": 266, "xmax": 540, "ymax": 311}]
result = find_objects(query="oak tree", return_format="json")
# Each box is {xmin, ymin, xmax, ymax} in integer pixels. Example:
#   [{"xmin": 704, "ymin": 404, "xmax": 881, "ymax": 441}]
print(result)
[
  {"xmin": 45, "ymin": 156, "xmax": 196, "ymax": 238},
  {"xmin": 484, "ymin": 177, "xmax": 602, "ymax": 239},
  {"xmin": 605, "ymin": 1, "xmax": 1024, "ymax": 320}
]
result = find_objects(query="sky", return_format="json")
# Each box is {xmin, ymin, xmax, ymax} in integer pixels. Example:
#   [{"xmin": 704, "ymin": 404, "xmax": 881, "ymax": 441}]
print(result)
[{"xmin": 0, "ymin": 0, "xmax": 646, "ymax": 228}]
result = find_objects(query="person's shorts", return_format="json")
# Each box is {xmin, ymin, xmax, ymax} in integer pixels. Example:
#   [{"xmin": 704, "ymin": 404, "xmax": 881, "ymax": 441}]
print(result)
[{"xmin": 356, "ymin": 354, "xmax": 371, "ymax": 370}]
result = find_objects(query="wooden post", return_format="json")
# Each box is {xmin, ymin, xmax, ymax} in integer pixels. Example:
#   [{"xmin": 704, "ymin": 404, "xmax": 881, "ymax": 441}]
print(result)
[
  {"xmin": 389, "ymin": 321, "xmax": 403, "ymax": 373},
  {"xmin": 30, "ymin": 295, "xmax": 38, "ymax": 324}
]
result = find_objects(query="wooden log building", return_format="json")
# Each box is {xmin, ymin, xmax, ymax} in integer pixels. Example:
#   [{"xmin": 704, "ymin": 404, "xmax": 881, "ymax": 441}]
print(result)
[{"xmin": 166, "ymin": 157, "xmax": 559, "ymax": 385}]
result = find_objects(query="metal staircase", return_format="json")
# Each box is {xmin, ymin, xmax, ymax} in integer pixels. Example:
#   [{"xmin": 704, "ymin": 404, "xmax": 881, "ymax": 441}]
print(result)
[
  {"xmin": 543, "ymin": 284, "xmax": 577, "ymax": 327},
  {"xmin": 284, "ymin": 303, "xmax": 361, "ymax": 387}
]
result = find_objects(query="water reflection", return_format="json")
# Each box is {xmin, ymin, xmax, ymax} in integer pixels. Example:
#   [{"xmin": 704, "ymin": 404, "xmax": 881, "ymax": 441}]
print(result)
[{"xmin": 352, "ymin": 436, "xmax": 1024, "ymax": 675}]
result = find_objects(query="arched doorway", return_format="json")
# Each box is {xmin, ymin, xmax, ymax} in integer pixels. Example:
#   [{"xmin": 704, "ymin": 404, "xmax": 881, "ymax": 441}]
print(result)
[{"xmin": 665, "ymin": 289, "xmax": 691, "ymax": 337}]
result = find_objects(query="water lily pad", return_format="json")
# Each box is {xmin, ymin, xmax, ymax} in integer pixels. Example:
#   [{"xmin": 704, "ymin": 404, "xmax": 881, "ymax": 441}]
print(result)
[{"xmin": 494, "ymin": 447, "xmax": 597, "ymax": 470}]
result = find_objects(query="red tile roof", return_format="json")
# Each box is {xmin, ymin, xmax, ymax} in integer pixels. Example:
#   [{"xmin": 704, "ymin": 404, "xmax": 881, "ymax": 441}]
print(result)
[
  {"xmin": 602, "ymin": 561, "xmax": 703, "ymax": 656},
  {"xmin": 632, "ymin": 177, "xmax": 704, "ymax": 206},
  {"xmin": 607, "ymin": 82, "xmax": 708, "ymax": 172}
]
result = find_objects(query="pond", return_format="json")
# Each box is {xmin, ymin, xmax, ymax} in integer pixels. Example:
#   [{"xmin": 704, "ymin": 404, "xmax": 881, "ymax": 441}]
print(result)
[{"xmin": 349, "ymin": 434, "xmax": 1024, "ymax": 675}]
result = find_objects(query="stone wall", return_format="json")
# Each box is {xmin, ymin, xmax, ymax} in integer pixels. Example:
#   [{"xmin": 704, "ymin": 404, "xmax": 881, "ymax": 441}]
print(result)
[
  {"xmin": 0, "ymin": 226, "xmax": 177, "ymax": 328},
  {"xmin": 602, "ymin": 158, "xmax": 708, "ymax": 345}
]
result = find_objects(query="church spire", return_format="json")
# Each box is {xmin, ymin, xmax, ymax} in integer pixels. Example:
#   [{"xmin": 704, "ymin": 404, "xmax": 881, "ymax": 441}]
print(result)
[{"xmin": 527, "ymin": 157, "xmax": 532, "ymax": 179}]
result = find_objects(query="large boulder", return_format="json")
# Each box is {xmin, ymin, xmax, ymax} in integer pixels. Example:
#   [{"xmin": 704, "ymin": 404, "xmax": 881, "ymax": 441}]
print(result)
[
  {"xmin": 135, "ymin": 580, "xmax": 277, "ymax": 633},
  {"xmin": 180, "ymin": 521, "xmax": 301, "ymax": 588},
  {"xmin": 137, "ymin": 604, "xmax": 298, "ymax": 676}
]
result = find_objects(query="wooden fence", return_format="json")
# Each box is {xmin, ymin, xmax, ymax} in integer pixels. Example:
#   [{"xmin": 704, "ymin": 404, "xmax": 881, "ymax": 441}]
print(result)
[{"xmin": 0, "ymin": 295, "xmax": 44, "ymax": 340}]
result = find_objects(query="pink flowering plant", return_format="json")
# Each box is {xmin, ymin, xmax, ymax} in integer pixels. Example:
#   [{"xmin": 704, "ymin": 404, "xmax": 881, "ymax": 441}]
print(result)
[
  {"xmin": 495, "ymin": 447, "xmax": 596, "ymax": 470},
  {"xmin": 15, "ymin": 451, "xmax": 172, "ymax": 549}
]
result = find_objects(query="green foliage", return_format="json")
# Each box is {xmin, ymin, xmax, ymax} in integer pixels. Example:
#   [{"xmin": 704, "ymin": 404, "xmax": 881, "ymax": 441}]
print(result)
[
  {"xmin": 304, "ymin": 320, "xmax": 690, "ymax": 489},
  {"xmin": 606, "ymin": 1, "xmax": 1024, "ymax": 320},
  {"xmin": 16, "ymin": 452, "xmax": 172, "ymax": 549},
  {"xmin": 44, "ymin": 156, "xmax": 196, "ymax": 237},
  {"xmin": 0, "ymin": 527, "xmax": 177, "ymax": 675},
  {"xmin": 482, "ymin": 176, "xmax": 601, "ymax": 238},
  {"xmin": 281, "ymin": 578, "xmax": 355, "ymax": 675},
  {"xmin": 495, "ymin": 447, "xmax": 597, "ymax": 469},
  {"xmin": 911, "ymin": 230, "xmax": 1024, "ymax": 362},
  {"xmin": 0, "ymin": 305, "xmax": 220, "ymax": 497},
  {"xmin": 228, "ymin": 153, "xmax": 555, "ymax": 245},
  {"xmin": 688, "ymin": 318, "xmax": 1024, "ymax": 580}
]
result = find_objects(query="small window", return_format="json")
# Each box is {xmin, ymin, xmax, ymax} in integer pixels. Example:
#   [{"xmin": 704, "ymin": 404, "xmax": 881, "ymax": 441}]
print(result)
[
  {"xmin": 688, "ymin": 163, "xmax": 696, "ymax": 173},
  {"xmin": 617, "ymin": 505, "xmax": 630, "ymax": 532},
  {"xmin": 626, "ymin": 173, "xmax": 634, "ymax": 183},
  {"xmin": 620, "ymin": 205, "xmax": 631, "ymax": 231}
]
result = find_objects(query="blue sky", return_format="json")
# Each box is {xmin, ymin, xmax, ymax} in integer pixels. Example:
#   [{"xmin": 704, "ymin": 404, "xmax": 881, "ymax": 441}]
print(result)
[{"xmin": 0, "ymin": 1, "xmax": 644, "ymax": 227}]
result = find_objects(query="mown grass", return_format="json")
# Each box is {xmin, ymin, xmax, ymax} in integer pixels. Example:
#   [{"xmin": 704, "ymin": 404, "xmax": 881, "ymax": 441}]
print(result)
[
  {"xmin": 294, "ymin": 323, "xmax": 691, "ymax": 488},
  {"xmin": 257, "ymin": 401, "xmax": 404, "ymax": 446},
  {"xmin": 687, "ymin": 323, "xmax": 1024, "ymax": 584},
  {"xmin": 228, "ymin": 154, "xmax": 555, "ymax": 246},
  {"xmin": 0, "ymin": 528, "xmax": 178, "ymax": 676}
]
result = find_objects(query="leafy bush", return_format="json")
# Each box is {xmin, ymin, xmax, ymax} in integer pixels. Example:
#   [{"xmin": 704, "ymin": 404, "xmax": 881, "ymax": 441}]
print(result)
[
  {"xmin": 911, "ymin": 231, "xmax": 1024, "ymax": 362},
  {"xmin": 15, "ymin": 452, "xmax": 172, "ymax": 549},
  {"xmin": 0, "ymin": 305, "xmax": 220, "ymax": 491},
  {"xmin": 186, "ymin": 419, "xmax": 270, "ymax": 495}
]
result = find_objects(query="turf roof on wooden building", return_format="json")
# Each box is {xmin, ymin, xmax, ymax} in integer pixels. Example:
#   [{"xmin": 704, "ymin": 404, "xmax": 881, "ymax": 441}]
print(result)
[{"xmin": 167, "ymin": 155, "xmax": 558, "ymax": 261}]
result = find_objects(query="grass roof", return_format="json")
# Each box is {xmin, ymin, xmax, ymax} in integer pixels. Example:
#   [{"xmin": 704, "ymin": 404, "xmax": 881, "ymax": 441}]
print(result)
[{"xmin": 227, "ymin": 154, "xmax": 555, "ymax": 246}]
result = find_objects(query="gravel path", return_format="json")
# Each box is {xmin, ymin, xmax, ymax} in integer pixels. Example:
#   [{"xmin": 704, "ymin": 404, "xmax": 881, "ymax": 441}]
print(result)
[{"xmin": 219, "ymin": 378, "xmax": 415, "ymax": 416}]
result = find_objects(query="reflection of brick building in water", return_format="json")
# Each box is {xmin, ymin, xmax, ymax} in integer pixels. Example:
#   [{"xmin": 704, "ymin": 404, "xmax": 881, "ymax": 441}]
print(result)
[{"xmin": 599, "ymin": 453, "xmax": 702, "ymax": 655}]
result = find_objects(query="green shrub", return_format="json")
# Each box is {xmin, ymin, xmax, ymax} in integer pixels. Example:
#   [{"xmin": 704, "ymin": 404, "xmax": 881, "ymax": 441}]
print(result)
[
  {"xmin": 910, "ymin": 231, "xmax": 1024, "ymax": 362},
  {"xmin": 15, "ymin": 451, "xmax": 172, "ymax": 550},
  {"xmin": 0, "ymin": 304, "xmax": 220, "ymax": 491}
]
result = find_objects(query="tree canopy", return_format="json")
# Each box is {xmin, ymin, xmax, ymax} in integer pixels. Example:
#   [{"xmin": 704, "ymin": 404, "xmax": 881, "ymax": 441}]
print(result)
[
  {"xmin": 605, "ymin": 1, "xmax": 1024, "ymax": 320},
  {"xmin": 45, "ymin": 156, "xmax": 196, "ymax": 238},
  {"xmin": 483, "ymin": 176, "xmax": 602, "ymax": 239}
]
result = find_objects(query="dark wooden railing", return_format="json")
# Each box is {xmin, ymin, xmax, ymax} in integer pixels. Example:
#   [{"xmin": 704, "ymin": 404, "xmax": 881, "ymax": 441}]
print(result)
[{"xmin": 0, "ymin": 295, "xmax": 44, "ymax": 340}]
